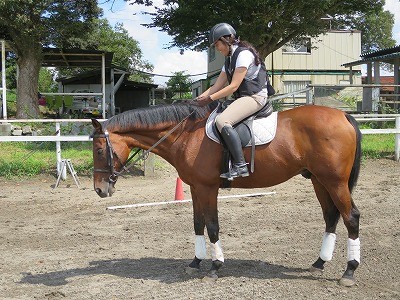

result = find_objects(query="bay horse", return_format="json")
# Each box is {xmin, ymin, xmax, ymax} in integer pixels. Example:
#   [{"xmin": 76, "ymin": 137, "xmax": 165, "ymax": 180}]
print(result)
[{"xmin": 91, "ymin": 103, "xmax": 362, "ymax": 286}]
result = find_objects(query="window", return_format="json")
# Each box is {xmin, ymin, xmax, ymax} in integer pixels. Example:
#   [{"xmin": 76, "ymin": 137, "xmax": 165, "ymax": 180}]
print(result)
[{"xmin": 282, "ymin": 38, "xmax": 311, "ymax": 54}]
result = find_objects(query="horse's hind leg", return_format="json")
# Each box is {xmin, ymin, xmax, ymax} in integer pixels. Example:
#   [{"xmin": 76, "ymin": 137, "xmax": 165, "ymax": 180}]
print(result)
[
  {"xmin": 313, "ymin": 177, "xmax": 361, "ymax": 286},
  {"xmin": 310, "ymin": 177, "xmax": 341, "ymax": 273},
  {"xmin": 338, "ymin": 197, "xmax": 360, "ymax": 287}
]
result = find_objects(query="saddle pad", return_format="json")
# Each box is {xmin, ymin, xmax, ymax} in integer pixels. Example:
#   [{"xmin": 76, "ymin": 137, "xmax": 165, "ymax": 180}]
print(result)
[{"xmin": 205, "ymin": 108, "xmax": 278, "ymax": 147}]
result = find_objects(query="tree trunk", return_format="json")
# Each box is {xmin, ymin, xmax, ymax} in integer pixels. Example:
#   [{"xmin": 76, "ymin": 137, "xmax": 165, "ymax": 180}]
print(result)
[{"xmin": 15, "ymin": 44, "xmax": 42, "ymax": 118}]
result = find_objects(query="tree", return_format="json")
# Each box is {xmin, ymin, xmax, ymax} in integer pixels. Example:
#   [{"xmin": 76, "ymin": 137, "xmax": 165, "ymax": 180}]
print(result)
[
  {"xmin": 336, "ymin": 9, "xmax": 396, "ymax": 54},
  {"xmin": 89, "ymin": 19, "xmax": 154, "ymax": 83},
  {"xmin": 128, "ymin": 0, "xmax": 387, "ymax": 59},
  {"xmin": 58, "ymin": 19, "xmax": 154, "ymax": 83},
  {"xmin": 38, "ymin": 68, "xmax": 58, "ymax": 93},
  {"xmin": 0, "ymin": 1, "xmax": 100, "ymax": 118},
  {"xmin": 166, "ymin": 71, "xmax": 192, "ymax": 101}
]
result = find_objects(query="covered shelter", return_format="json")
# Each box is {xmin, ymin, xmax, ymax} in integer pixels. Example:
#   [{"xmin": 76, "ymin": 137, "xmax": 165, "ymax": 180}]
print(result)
[
  {"xmin": 57, "ymin": 68, "xmax": 157, "ymax": 115},
  {"xmin": 1, "ymin": 43, "xmax": 116, "ymax": 119},
  {"xmin": 342, "ymin": 45, "xmax": 400, "ymax": 111},
  {"xmin": 42, "ymin": 47, "xmax": 113, "ymax": 118}
]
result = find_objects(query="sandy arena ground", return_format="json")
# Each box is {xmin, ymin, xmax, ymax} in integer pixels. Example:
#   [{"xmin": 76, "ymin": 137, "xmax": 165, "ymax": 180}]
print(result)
[{"xmin": 0, "ymin": 158, "xmax": 399, "ymax": 299}]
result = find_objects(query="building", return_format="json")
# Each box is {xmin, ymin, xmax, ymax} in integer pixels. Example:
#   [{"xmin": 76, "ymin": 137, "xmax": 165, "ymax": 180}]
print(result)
[{"xmin": 196, "ymin": 30, "xmax": 362, "ymax": 106}]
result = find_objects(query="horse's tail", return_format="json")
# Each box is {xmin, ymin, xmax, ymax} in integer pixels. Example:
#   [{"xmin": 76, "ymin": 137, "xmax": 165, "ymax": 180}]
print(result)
[{"xmin": 345, "ymin": 114, "xmax": 362, "ymax": 193}]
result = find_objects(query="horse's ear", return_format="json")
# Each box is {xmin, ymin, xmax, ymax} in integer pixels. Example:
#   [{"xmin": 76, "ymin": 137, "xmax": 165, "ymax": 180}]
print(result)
[{"xmin": 91, "ymin": 118, "xmax": 103, "ymax": 134}]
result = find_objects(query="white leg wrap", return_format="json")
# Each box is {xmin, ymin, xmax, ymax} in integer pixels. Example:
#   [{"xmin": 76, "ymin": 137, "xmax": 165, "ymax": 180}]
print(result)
[
  {"xmin": 347, "ymin": 238, "xmax": 360, "ymax": 263},
  {"xmin": 319, "ymin": 232, "xmax": 336, "ymax": 261},
  {"xmin": 210, "ymin": 240, "xmax": 224, "ymax": 262},
  {"xmin": 195, "ymin": 235, "xmax": 207, "ymax": 260}
]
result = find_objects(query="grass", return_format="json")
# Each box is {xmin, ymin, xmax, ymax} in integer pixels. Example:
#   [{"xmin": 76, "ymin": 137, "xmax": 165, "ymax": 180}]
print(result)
[
  {"xmin": 361, "ymin": 134, "xmax": 395, "ymax": 159},
  {"xmin": 0, "ymin": 142, "xmax": 93, "ymax": 178},
  {"xmin": 0, "ymin": 133, "xmax": 396, "ymax": 179}
]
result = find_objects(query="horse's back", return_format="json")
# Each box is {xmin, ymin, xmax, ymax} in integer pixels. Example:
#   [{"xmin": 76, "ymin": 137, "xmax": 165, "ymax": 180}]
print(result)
[
  {"xmin": 277, "ymin": 105, "xmax": 355, "ymax": 142},
  {"xmin": 274, "ymin": 105, "xmax": 358, "ymax": 178}
]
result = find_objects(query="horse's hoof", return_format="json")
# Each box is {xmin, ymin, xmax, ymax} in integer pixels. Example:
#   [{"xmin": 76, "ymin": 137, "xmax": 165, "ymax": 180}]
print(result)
[
  {"xmin": 309, "ymin": 266, "xmax": 324, "ymax": 275},
  {"xmin": 202, "ymin": 270, "xmax": 218, "ymax": 282},
  {"xmin": 185, "ymin": 266, "xmax": 200, "ymax": 276},
  {"xmin": 339, "ymin": 276, "xmax": 356, "ymax": 287}
]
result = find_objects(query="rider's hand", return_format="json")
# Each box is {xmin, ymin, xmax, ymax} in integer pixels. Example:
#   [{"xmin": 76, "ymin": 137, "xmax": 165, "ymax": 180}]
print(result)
[{"xmin": 193, "ymin": 95, "xmax": 213, "ymax": 107}]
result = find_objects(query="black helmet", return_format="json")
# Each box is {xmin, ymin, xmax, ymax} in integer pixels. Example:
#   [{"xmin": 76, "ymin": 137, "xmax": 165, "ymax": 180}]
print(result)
[{"xmin": 208, "ymin": 23, "xmax": 236, "ymax": 46}]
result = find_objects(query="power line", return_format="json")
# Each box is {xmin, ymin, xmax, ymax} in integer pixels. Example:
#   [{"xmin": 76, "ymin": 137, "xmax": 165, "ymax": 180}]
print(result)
[{"xmin": 132, "ymin": 69, "xmax": 221, "ymax": 78}]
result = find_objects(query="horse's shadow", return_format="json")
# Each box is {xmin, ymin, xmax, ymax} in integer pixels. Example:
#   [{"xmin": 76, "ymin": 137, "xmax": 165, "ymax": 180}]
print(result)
[{"xmin": 19, "ymin": 257, "xmax": 329, "ymax": 286}]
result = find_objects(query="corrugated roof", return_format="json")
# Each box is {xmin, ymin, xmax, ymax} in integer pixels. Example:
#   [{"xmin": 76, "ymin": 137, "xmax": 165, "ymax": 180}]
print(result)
[
  {"xmin": 42, "ymin": 48, "xmax": 114, "ymax": 68},
  {"xmin": 362, "ymin": 45, "xmax": 400, "ymax": 58},
  {"xmin": 342, "ymin": 45, "xmax": 400, "ymax": 67}
]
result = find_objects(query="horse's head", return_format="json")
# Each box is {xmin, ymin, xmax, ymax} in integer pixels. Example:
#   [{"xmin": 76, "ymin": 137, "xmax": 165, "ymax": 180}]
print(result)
[{"xmin": 91, "ymin": 119, "xmax": 130, "ymax": 198}]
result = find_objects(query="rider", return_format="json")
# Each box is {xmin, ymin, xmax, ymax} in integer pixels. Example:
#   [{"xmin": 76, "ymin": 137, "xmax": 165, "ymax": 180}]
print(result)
[{"xmin": 196, "ymin": 23, "xmax": 269, "ymax": 179}]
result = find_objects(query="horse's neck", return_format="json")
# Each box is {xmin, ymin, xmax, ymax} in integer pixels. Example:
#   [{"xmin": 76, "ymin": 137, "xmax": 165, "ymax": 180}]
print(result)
[{"xmin": 126, "ymin": 122, "xmax": 184, "ymax": 161}]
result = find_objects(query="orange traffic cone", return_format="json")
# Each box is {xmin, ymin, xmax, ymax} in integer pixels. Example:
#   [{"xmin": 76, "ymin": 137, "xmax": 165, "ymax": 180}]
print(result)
[{"xmin": 174, "ymin": 177, "xmax": 184, "ymax": 200}]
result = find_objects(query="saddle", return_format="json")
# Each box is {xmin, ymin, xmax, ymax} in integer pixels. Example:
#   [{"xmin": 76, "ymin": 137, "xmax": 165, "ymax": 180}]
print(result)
[{"xmin": 205, "ymin": 100, "xmax": 278, "ymax": 186}]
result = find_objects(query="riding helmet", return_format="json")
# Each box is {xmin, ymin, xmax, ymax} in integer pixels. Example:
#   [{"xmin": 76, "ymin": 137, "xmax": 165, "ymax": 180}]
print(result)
[{"xmin": 209, "ymin": 23, "xmax": 236, "ymax": 46}]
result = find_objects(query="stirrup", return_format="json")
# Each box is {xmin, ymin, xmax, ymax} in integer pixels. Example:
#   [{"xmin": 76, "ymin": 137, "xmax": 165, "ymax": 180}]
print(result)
[{"xmin": 220, "ymin": 163, "xmax": 249, "ymax": 181}]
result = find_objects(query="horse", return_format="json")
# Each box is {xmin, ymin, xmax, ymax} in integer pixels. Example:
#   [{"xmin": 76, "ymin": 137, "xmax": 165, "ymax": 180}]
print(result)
[{"xmin": 91, "ymin": 102, "xmax": 362, "ymax": 287}]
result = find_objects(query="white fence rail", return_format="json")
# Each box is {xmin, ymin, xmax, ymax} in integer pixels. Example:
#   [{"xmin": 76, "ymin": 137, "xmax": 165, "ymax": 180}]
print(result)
[
  {"xmin": 0, "ymin": 113, "xmax": 399, "ymax": 179},
  {"xmin": 352, "ymin": 114, "xmax": 400, "ymax": 161},
  {"xmin": 0, "ymin": 119, "xmax": 93, "ymax": 178}
]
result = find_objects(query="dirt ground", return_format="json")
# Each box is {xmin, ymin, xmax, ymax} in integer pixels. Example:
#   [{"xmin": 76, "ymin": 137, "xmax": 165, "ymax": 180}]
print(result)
[{"xmin": 0, "ymin": 158, "xmax": 399, "ymax": 299}]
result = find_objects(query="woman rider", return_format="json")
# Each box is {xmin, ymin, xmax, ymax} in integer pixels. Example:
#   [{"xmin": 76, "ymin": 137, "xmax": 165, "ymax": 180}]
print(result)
[{"xmin": 195, "ymin": 23, "xmax": 269, "ymax": 180}]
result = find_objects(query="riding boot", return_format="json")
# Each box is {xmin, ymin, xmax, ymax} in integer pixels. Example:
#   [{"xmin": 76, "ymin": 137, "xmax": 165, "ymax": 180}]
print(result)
[{"xmin": 219, "ymin": 125, "xmax": 249, "ymax": 179}]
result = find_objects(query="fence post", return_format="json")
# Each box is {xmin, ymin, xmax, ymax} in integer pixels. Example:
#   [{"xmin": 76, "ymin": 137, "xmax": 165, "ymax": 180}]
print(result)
[
  {"xmin": 55, "ymin": 122, "xmax": 66, "ymax": 180},
  {"xmin": 306, "ymin": 88, "xmax": 313, "ymax": 104},
  {"xmin": 396, "ymin": 116, "xmax": 400, "ymax": 162}
]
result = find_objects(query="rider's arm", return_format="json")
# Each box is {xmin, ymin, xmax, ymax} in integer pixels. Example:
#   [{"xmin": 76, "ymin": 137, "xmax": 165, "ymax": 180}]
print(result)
[
  {"xmin": 209, "ymin": 67, "xmax": 247, "ymax": 100},
  {"xmin": 198, "ymin": 71, "xmax": 228, "ymax": 99}
]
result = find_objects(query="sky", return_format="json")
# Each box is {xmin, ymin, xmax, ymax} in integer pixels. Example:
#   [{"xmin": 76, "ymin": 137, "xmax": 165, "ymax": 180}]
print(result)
[
  {"xmin": 100, "ymin": 0, "xmax": 207, "ymax": 86},
  {"xmin": 100, "ymin": 0, "xmax": 400, "ymax": 86}
]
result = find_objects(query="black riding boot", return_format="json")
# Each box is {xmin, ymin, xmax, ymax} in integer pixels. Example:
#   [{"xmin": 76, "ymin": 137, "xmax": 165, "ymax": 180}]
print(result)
[{"xmin": 219, "ymin": 125, "xmax": 249, "ymax": 180}]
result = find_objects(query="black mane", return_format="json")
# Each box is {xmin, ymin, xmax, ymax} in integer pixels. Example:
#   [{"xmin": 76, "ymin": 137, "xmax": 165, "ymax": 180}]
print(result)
[{"xmin": 103, "ymin": 102, "xmax": 216, "ymax": 132}]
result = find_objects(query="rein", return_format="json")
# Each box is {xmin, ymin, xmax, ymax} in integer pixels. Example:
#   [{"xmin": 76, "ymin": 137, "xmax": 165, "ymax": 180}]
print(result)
[{"xmin": 94, "ymin": 109, "xmax": 196, "ymax": 182}]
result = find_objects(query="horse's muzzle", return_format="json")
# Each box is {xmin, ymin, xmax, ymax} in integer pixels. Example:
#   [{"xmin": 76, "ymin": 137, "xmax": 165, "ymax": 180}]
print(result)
[{"xmin": 94, "ymin": 183, "xmax": 116, "ymax": 198}]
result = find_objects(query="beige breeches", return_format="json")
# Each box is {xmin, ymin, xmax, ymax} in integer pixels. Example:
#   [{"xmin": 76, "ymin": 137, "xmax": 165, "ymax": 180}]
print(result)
[{"xmin": 215, "ymin": 95, "xmax": 267, "ymax": 132}]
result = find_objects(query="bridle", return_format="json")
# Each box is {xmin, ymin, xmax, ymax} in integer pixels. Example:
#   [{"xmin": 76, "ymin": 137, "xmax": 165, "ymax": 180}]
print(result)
[
  {"xmin": 92, "ymin": 130, "xmax": 140, "ymax": 183},
  {"xmin": 92, "ymin": 108, "xmax": 196, "ymax": 183}
]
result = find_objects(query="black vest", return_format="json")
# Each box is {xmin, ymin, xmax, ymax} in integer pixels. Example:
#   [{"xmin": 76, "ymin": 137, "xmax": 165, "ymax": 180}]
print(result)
[{"xmin": 225, "ymin": 47, "xmax": 267, "ymax": 99}]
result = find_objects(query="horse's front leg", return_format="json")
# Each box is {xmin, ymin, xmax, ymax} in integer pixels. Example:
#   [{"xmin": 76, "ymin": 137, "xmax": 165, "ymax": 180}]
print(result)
[
  {"xmin": 187, "ymin": 184, "xmax": 223, "ymax": 280},
  {"xmin": 186, "ymin": 186, "xmax": 206, "ymax": 274}
]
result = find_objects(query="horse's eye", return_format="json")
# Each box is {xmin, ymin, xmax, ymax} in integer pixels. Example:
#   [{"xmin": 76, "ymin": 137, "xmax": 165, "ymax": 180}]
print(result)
[{"xmin": 97, "ymin": 148, "xmax": 104, "ymax": 155}]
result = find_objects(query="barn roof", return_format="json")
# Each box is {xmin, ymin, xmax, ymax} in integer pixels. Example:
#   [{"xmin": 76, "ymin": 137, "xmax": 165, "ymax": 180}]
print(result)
[
  {"xmin": 42, "ymin": 48, "xmax": 113, "ymax": 68},
  {"xmin": 342, "ymin": 45, "xmax": 400, "ymax": 67}
]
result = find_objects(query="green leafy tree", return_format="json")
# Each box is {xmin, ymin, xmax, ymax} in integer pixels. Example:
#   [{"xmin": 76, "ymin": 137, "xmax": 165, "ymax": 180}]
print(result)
[
  {"xmin": 0, "ymin": 0, "xmax": 100, "ymax": 118},
  {"xmin": 58, "ymin": 19, "xmax": 154, "ymax": 83},
  {"xmin": 38, "ymin": 68, "xmax": 57, "ymax": 93},
  {"xmin": 166, "ymin": 71, "xmax": 192, "ymax": 101},
  {"xmin": 336, "ymin": 9, "xmax": 396, "ymax": 54},
  {"xmin": 128, "ymin": 0, "xmax": 388, "ymax": 58}
]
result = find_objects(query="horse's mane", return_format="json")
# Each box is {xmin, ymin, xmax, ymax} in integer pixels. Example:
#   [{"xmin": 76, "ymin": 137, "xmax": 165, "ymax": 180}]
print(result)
[{"xmin": 103, "ymin": 102, "xmax": 217, "ymax": 132}]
